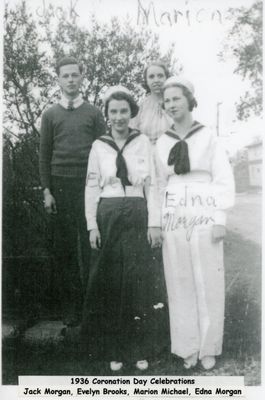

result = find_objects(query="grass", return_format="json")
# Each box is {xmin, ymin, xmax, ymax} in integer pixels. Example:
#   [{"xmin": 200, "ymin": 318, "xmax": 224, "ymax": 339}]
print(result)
[{"xmin": 2, "ymin": 230, "xmax": 261, "ymax": 385}]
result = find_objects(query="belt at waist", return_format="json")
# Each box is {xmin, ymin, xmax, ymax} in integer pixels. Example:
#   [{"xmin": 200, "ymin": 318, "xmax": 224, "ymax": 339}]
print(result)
[
  {"xmin": 100, "ymin": 185, "xmax": 144, "ymax": 198},
  {"xmin": 167, "ymin": 171, "xmax": 212, "ymax": 186}
]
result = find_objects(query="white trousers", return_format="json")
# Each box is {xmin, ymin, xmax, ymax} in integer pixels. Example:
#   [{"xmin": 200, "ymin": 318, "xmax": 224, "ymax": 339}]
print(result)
[{"xmin": 162, "ymin": 181, "xmax": 225, "ymax": 359}]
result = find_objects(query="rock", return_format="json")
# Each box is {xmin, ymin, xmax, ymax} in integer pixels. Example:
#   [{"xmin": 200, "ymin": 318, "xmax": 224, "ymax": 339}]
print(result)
[
  {"xmin": 22, "ymin": 321, "xmax": 65, "ymax": 347},
  {"xmin": 2, "ymin": 321, "xmax": 18, "ymax": 341}
]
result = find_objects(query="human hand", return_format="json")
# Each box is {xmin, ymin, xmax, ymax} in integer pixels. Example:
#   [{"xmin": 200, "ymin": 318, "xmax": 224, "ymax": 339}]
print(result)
[
  {"xmin": 43, "ymin": 190, "xmax": 57, "ymax": 215},
  {"xmin": 147, "ymin": 227, "xmax": 162, "ymax": 248},
  {"xmin": 212, "ymin": 225, "xmax": 226, "ymax": 243},
  {"xmin": 90, "ymin": 229, "xmax": 101, "ymax": 250}
]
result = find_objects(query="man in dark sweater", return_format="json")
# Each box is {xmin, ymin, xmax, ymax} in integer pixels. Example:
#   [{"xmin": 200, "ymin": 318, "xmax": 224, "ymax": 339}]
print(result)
[{"xmin": 39, "ymin": 56, "xmax": 105, "ymax": 327}]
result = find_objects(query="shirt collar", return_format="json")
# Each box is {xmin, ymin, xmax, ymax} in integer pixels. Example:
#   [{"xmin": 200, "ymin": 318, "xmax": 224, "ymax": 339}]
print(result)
[
  {"xmin": 106, "ymin": 127, "xmax": 140, "ymax": 138},
  {"xmin": 59, "ymin": 94, "xmax": 84, "ymax": 109},
  {"xmin": 165, "ymin": 121, "xmax": 204, "ymax": 140}
]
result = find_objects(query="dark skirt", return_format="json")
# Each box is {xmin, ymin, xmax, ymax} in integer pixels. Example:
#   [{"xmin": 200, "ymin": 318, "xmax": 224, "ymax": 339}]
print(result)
[{"xmin": 82, "ymin": 197, "xmax": 169, "ymax": 362}]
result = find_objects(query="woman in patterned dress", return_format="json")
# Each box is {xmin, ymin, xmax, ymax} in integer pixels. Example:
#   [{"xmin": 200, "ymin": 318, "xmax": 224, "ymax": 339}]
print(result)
[{"xmin": 130, "ymin": 60, "xmax": 172, "ymax": 145}]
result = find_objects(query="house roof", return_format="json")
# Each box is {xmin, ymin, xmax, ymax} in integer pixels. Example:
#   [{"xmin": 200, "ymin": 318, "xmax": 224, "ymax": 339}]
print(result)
[{"xmin": 246, "ymin": 141, "xmax": 262, "ymax": 149}]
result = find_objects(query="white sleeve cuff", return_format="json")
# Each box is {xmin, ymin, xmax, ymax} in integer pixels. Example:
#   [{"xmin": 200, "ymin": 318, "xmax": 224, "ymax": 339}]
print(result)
[{"xmin": 86, "ymin": 220, "xmax": 98, "ymax": 231}]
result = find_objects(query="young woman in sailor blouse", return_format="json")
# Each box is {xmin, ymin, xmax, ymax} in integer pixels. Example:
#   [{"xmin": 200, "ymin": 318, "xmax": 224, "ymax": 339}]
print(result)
[
  {"xmin": 82, "ymin": 86, "xmax": 165, "ymax": 372},
  {"xmin": 155, "ymin": 77, "xmax": 235, "ymax": 370}
]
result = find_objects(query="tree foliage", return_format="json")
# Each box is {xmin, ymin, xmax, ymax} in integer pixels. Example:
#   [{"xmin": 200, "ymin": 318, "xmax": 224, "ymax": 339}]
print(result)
[
  {"xmin": 4, "ymin": 2, "xmax": 56, "ymax": 137},
  {"xmin": 220, "ymin": 0, "xmax": 262, "ymax": 120},
  {"xmin": 4, "ymin": 1, "xmax": 181, "ymax": 137}
]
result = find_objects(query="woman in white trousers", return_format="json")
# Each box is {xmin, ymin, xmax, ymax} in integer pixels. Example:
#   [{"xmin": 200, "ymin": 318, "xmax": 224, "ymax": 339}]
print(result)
[{"xmin": 155, "ymin": 77, "xmax": 235, "ymax": 370}]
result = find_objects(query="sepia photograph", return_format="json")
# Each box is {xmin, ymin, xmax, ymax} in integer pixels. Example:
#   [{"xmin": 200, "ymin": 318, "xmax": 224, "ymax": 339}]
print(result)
[{"xmin": 1, "ymin": 0, "xmax": 263, "ymax": 399}]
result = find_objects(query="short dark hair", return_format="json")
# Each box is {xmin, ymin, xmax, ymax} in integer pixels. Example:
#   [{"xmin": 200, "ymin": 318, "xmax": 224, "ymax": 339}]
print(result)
[
  {"xmin": 56, "ymin": 56, "xmax": 83, "ymax": 76},
  {"xmin": 104, "ymin": 91, "xmax": 139, "ymax": 119},
  {"xmin": 143, "ymin": 60, "xmax": 170, "ymax": 93},
  {"xmin": 163, "ymin": 83, "xmax": 198, "ymax": 111}
]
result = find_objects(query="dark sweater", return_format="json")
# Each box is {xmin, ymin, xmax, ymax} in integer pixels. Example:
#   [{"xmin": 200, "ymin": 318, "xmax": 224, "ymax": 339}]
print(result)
[{"xmin": 39, "ymin": 102, "xmax": 106, "ymax": 189}]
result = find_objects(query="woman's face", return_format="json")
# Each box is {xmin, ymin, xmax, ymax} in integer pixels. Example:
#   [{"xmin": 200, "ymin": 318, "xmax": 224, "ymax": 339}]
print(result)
[
  {"xmin": 108, "ymin": 99, "xmax": 131, "ymax": 133},
  {"xmin": 163, "ymin": 86, "xmax": 190, "ymax": 122},
  {"xmin": 146, "ymin": 65, "xmax": 167, "ymax": 94}
]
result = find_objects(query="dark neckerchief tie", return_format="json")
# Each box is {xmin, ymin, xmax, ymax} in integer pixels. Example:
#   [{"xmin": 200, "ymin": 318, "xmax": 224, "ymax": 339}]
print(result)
[
  {"xmin": 98, "ymin": 129, "xmax": 141, "ymax": 189},
  {"xmin": 68, "ymin": 100, "xmax": 74, "ymax": 111},
  {"xmin": 165, "ymin": 121, "xmax": 204, "ymax": 175}
]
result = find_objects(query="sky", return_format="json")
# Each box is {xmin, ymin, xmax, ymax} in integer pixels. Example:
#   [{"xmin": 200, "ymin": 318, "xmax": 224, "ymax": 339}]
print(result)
[{"xmin": 4, "ymin": 0, "xmax": 263, "ymax": 154}]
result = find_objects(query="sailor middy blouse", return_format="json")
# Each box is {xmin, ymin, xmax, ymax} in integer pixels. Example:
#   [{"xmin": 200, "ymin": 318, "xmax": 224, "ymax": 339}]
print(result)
[
  {"xmin": 155, "ymin": 124, "xmax": 235, "ymax": 226},
  {"xmin": 85, "ymin": 130, "xmax": 161, "ymax": 231}
]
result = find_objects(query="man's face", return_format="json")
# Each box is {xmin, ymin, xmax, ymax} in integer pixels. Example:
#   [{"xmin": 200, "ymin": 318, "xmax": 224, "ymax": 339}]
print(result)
[{"xmin": 58, "ymin": 64, "xmax": 82, "ymax": 98}]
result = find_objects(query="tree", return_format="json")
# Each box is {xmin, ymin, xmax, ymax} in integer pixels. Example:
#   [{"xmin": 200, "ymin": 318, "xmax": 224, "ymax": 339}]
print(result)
[
  {"xmin": 4, "ymin": 2, "xmax": 56, "ymax": 138},
  {"xmin": 219, "ymin": 0, "xmax": 262, "ymax": 120},
  {"xmin": 4, "ymin": 1, "xmax": 182, "ymax": 134},
  {"xmin": 4, "ymin": 2, "xmax": 55, "ymax": 259}
]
